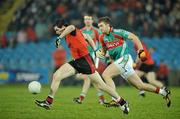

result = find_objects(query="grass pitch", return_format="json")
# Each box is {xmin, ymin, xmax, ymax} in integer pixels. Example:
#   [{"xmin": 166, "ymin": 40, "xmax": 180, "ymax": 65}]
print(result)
[{"xmin": 0, "ymin": 84, "xmax": 180, "ymax": 119}]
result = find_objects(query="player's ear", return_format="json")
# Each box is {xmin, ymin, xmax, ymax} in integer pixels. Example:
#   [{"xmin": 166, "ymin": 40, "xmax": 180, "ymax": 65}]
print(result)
[
  {"xmin": 107, "ymin": 23, "xmax": 111, "ymax": 27},
  {"xmin": 110, "ymin": 26, "xmax": 113, "ymax": 32},
  {"xmin": 52, "ymin": 26, "xmax": 58, "ymax": 35}
]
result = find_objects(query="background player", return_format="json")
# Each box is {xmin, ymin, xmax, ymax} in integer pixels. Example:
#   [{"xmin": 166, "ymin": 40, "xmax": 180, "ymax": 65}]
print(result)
[
  {"xmin": 134, "ymin": 41, "xmax": 165, "ymax": 97},
  {"xmin": 74, "ymin": 15, "xmax": 106, "ymax": 104}
]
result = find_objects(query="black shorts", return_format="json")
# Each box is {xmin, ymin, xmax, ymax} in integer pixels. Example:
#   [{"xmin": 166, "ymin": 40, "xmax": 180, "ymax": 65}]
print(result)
[
  {"xmin": 139, "ymin": 63, "xmax": 155, "ymax": 73},
  {"xmin": 69, "ymin": 54, "xmax": 95, "ymax": 74}
]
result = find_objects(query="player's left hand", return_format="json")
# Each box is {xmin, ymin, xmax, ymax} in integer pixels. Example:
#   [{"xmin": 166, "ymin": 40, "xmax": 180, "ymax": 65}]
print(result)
[
  {"xmin": 138, "ymin": 49, "xmax": 147, "ymax": 62},
  {"xmin": 55, "ymin": 37, "xmax": 61, "ymax": 48},
  {"xmin": 95, "ymin": 49, "xmax": 105, "ymax": 59}
]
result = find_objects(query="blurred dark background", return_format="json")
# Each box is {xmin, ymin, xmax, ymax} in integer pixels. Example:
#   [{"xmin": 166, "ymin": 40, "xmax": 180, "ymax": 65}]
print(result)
[{"xmin": 0, "ymin": 0, "xmax": 180, "ymax": 86}]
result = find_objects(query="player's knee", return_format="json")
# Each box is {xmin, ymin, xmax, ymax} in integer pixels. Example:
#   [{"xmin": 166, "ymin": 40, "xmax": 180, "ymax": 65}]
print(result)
[
  {"xmin": 76, "ymin": 74, "xmax": 87, "ymax": 80},
  {"xmin": 136, "ymin": 83, "xmax": 144, "ymax": 90},
  {"xmin": 147, "ymin": 79, "xmax": 153, "ymax": 84},
  {"xmin": 75, "ymin": 74, "xmax": 81, "ymax": 79},
  {"xmin": 102, "ymin": 72, "xmax": 110, "ymax": 80},
  {"xmin": 53, "ymin": 73, "xmax": 58, "ymax": 81},
  {"xmin": 53, "ymin": 72, "xmax": 62, "ymax": 81}
]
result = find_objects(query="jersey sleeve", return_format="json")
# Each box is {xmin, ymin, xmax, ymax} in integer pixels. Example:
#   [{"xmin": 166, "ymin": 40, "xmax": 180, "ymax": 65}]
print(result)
[
  {"xmin": 70, "ymin": 28, "xmax": 77, "ymax": 36},
  {"xmin": 113, "ymin": 29, "xmax": 130, "ymax": 39},
  {"xmin": 80, "ymin": 27, "xmax": 85, "ymax": 32},
  {"xmin": 94, "ymin": 29, "xmax": 99, "ymax": 41},
  {"xmin": 99, "ymin": 34, "xmax": 106, "ymax": 48}
]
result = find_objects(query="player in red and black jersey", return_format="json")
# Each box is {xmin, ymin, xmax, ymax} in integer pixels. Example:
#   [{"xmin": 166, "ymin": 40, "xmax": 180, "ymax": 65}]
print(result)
[
  {"xmin": 35, "ymin": 19, "xmax": 129, "ymax": 114},
  {"xmin": 134, "ymin": 42, "xmax": 165, "ymax": 97}
]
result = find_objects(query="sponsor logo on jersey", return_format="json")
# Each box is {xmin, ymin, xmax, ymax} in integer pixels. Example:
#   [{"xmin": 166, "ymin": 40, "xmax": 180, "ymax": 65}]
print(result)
[{"xmin": 105, "ymin": 39, "xmax": 124, "ymax": 50}]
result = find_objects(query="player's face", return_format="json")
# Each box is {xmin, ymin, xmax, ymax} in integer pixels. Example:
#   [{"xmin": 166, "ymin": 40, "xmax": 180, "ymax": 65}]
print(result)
[
  {"xmin": 98, "ymin": 22, "xmax": 109, "ymax": 34},
  {"xmin": 84, "ymin": 16, "xmax": 93, "ymax": 26},
  {"xmin": 54, "ymin": 26, "xmax": 66, "ymax": 35}
]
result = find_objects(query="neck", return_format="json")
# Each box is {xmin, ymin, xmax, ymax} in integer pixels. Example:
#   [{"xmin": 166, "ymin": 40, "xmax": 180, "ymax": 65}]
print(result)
[
  {"xmin": 85, "ymin": 25, "xmax": 92, "ymax": 30},
  {"xmin": 105, "ymin": 26, "xmax": 111, "ymax": 35}
]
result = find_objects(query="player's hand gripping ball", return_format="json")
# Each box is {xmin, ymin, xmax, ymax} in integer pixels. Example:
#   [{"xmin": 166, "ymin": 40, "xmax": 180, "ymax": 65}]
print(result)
[
  {"xmin": 138, "ymin": 50, "xmax": 147, "ymax": 62},
  {"xmin": 96, "ymin": 49, "xmax": 105, "ymax": 59}
]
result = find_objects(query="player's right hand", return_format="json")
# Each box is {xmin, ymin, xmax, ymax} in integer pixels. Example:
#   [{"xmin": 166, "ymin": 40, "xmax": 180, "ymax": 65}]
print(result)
[
  {"xmin": 133, "ymin": 63, "xmax": 137, "ymax": 69},
  {"xmin": 95, "ymin": 49, "xmax": 105, "ymax": 59},
  {"xmin": 138, "ymin": 49, "xmax": 147, "ymax": 62},
  {"xmin": 55, "ymin": 37, "xmax": 61, "ymax": 48}
]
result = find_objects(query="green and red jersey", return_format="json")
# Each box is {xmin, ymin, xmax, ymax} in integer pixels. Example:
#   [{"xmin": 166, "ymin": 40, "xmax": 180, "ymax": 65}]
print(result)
[{"xmin": 99, "ymin": 29, "xmax": 130, "ymax": 61}]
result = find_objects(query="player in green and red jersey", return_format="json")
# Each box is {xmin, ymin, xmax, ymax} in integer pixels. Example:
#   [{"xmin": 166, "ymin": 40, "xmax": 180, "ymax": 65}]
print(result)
[{"xmin": 96, "ymin": 16, "xmax": 171, "ymax": 107}]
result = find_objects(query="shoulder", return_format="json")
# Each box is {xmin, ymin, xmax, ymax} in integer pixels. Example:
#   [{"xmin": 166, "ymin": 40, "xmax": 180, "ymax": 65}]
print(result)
[
  {"xmin": 99, "ymin": 34, "xmax": 105, "ymax": 41},
  {"xmin": 70, "ymin": 28, "xmax": 79, "ymax": 36},
  {"xmin": 91, "ymin": 27, "xmax": 98, "ymax": 31},
  {"xmin": 81, "ymin": 27, "xmax": 86, "ymax": 31},
  {"xmin": 113, "ymin": 29, "xmax": 129, "ymax": 34},
  {"xmin": 113, "ymin": 28, "xmax": 130, "ymax": 39},
  {"xmin": 99, "ymin": 34, "xmax": 105, "ymax": 38},
  {"xmin": 92, "ymin": 27, "xmax": 102, "ymax": 34}
]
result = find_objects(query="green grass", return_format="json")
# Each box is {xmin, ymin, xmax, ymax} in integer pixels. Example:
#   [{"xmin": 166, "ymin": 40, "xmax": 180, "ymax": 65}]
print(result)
[{"xmin": 0, "ymin": 84, "xmax": 180, "ymax": 119}]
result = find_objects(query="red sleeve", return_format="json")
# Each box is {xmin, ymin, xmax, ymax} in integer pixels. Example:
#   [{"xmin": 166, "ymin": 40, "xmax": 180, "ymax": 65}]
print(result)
[
  {"xmin": 70, "ymin": 28, "xmax": 77, "ymax": 36},
  {"xmin": 99, "ymin": 34, "xmax": 106, "ymax": 48},
  {"xmin": 81, "ymin": 27, "xmax": 85, "ymax": 32},
  {"xmin": 94, "ymin": 29, "xmax": 99, "ymax": 41}
]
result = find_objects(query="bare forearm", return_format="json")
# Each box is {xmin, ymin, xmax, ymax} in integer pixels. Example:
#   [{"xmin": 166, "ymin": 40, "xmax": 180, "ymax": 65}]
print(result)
[
  {"xmin": 129, "ymin": 33, "xmax": 143, "ymax": 51},
  {"xmin": 87, "ymin": 38, "xmax": 96, "ymax": 51},
  {"xmin": 84, "ymin": 34, "xmax": 96, "ymax": 51},
  {"xmin": 59, "ymin": 25, "xmax": 75, "ymax": 38},
  {"xmin": 129, "ymin": 33, "xmax": 147, "ymax": 62}
]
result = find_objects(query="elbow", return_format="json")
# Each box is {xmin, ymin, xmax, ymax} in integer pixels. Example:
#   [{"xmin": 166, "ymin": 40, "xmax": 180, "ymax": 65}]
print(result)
[
  {"xmin": 129, "ymin": 32, "xmax": 139, "ymax": 41},
  {"xmin": 69, "ymin": 25, "xmax": 76, "ymax": 31},
  {"xmin": 132, "ymin": 35, "xmax": 141, "ymax": 45},
  {"xmin": 132, "ymin": 34, "xmax": 139, "ymax": 41}
]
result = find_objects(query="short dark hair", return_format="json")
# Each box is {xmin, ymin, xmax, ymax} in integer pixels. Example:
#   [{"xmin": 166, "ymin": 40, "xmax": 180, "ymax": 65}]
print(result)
[
  {"xmin": 98, "ymin": 16, "xmax": 111, "ymax": 24},
  {"xmin": 53, "ymin": 18, "xmax": 69, "ymax": 28}
]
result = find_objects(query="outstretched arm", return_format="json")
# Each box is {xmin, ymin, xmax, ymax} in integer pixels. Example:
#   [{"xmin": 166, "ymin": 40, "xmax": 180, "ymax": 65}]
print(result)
[
  {"xmin": 128, "ymin": 33, "xmax": 143, "ymax": 52},
  {"xmin": 115, "ymin": 29, "xmax": 143, "ymax": 52},
  {"xmin": 83, "ymin": 33, "xmax": 96, "ymax": 51},
  {"xmin": 55, "ymin": 25, "xmax": 75, "ymax": 48},
  {"xmin": 59, "ymin": 25, "xmax": 76, "ymax": 38},
  {"xmin": 128, "ymin": 33, "xmax": 147, "ymax": 62}
]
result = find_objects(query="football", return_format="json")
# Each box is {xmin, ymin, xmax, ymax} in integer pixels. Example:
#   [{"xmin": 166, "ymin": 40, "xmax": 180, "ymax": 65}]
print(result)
[{"xmin": 28, "ymin": 81, "xmax": 41, "ymax": 94}]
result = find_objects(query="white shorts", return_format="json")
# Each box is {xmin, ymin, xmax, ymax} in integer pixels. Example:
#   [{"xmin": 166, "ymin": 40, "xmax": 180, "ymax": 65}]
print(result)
[{"xmin": 114, "ymin": 54, "xmax": 135, "ymax": 79}]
